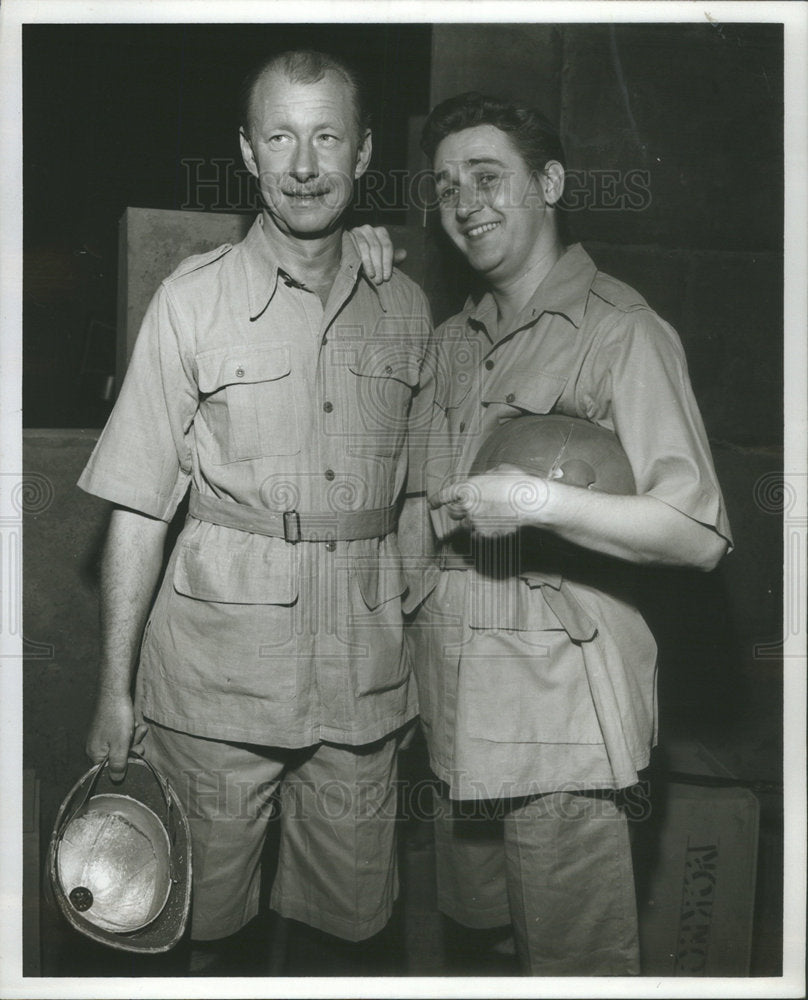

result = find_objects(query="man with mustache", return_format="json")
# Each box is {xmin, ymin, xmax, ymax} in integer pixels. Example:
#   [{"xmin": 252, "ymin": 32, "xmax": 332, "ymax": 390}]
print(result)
[
  {"xmin": 360, "ymin": 91, "xmax": 732, "ymax": 975},
  {"xmin": 78, "ymin": 49, "xmax": 431, "ymax": 972}
]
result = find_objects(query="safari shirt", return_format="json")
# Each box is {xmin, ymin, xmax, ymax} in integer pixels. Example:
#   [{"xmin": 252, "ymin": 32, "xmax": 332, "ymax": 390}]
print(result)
[
  {"xmin": 79, "ymin": 215, "xmax": 432, "ymax": 747},
  {"xmin": 408, "ymin": 243, "xmax": 733, "ymax": 799}
]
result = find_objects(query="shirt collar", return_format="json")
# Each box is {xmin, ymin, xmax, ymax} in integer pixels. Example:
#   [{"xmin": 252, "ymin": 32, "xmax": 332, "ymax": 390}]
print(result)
[
  {"xmin": 466, "ymin": 243, "xmax": 597, "ymax": 337},
  {"xmin": 240, "ymin": 214, "xmax": 389, "ymax": 320}
]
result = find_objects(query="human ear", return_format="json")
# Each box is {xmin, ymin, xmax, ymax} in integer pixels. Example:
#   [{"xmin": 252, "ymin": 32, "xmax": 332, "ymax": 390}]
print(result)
[
  {"xmin": 239, "ymin": 127, "xmax": 258, "ymax": 178},
  {"xmin": 354, "ymin": 129, "xmax": 373, "ymax": 179},
  {"xmin": 542, "ymin": 160, "xmax": 565, "ymax": 205}
]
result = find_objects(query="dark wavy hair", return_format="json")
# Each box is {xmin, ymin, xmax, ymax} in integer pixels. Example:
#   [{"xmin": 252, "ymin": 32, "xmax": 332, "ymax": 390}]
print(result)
[
  {"xmin": 239, "ymin": 49, "xmax": 370, "ymax": 140},
  {"xmin": 420, "ymin": 91, "xmax": 565, "ymax": 175}
]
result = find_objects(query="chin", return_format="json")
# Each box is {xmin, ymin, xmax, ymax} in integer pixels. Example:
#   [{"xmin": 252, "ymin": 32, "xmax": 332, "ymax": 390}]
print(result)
[
  {"xmin": 274, "ymin": 210, "xmax": 343, "ymax": 239},
  {"xmin": 466, "ymin": 248, "xmax": 503, "ymax": 274}
]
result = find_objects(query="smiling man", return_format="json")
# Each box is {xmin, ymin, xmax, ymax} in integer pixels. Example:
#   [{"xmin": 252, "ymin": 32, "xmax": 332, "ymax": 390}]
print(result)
[
  {"xmin": 77, "ymin": 50, "xmax": 432, "ymax": 973},
  {"xmin": 402, "ymin": 92, "xmax": 732, "ymax": 975}
]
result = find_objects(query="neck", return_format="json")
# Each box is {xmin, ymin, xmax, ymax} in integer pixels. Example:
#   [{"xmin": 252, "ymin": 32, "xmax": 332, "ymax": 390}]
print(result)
[
  {"xmin": 260, "ymin": 209, "xmax": 344, "ymax": 289},
  {"xmin": 491, "ymin": 236, "xmax": 564, "ymax": 333}
]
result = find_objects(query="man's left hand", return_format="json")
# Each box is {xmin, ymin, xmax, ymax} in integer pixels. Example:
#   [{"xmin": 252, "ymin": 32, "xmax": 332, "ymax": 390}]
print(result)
[{"xmin": 349, "ymin": 225, "xmax": 407, "ymax": 284}]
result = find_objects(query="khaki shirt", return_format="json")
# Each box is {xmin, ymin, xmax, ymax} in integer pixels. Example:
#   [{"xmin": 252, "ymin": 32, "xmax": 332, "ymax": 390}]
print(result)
[
  {"xmin": 408, "ymin": 244, "xmax": 732, "ymax": 797},
  {"xmin": 79, "ymin": 216, "xmax": 433, "ymax": 746}
]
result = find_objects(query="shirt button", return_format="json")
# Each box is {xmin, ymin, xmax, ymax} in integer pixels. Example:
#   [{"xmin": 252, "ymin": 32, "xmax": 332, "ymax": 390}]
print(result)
[
  {"xmin": 384, "ymin": 365, "xmax": 393, "ymax": 375},
  {"xmin": 235, "ymin": 366, "xmax": 245, "ymax": 378},
  {"xmin": 325, "ymin": 540, "xmax": 337, "ymax": 552},
  {"xmin": 485, "ymin": 359, "xmax": 495, "ymax": 370},
  {"xmin": 323, "ymin": 401, "xmax": 333, "ymax": 412},
  {"xmin": 506, "ymin": 392, "xmax": 515, "ymax": 403},
  {"xmin": 324, "ymin": 468, "xmax": 335, "ymax": 481}
]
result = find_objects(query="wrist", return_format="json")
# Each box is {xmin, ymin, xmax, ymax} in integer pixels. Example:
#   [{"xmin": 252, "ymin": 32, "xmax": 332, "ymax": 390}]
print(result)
[
  {"xmin": 511, "ymin": 475, "xmax": 554, "ymax": 527},
  {"xmin": 97, "ymin": 681, "xmax": 133, "ymax": 700},
  {"xmin": 522, "ymin": 477, "xmax": 585, "ymax": 530}
]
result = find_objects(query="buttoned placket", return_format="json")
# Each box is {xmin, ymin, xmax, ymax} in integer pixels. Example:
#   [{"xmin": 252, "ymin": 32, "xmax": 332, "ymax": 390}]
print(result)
[{"xmin": 267, "ymin": 267, "xmax": 363, "ymax": 730}]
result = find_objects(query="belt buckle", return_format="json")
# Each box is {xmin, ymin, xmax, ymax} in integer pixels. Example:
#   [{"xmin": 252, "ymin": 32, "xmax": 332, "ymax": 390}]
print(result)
[{"xmin": 283, "ymin": 510, "xmax": 301, "ymax": 544}]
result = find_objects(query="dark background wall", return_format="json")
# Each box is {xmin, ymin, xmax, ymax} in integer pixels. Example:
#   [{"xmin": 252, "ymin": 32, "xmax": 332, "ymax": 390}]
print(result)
[
  {"xmin": 428, "ymin": 23, "xmax": 783, "ymax": 448},
  {"xmin": 23, "ymin": 23, "xmax": 432, "ymax": 427},
  {"xmin": 21, "ymin": 21, "xmax": 785, "ymax": 976}
]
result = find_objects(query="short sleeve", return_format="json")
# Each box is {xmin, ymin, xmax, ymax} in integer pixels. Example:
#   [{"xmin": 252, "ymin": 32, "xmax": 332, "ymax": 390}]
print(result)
[
  {"xmin": 583, "ymin": 309, "xmax": 733, "ymax": 546},
  {"xmin": 77, "ymin": 282, "xmax": 197, "ymax": 520}
]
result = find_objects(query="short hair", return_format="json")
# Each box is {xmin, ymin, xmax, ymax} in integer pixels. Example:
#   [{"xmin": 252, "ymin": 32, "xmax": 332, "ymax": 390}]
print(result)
[
  {"xmin": 420, "ymin": 91, "xmax": 565, "ymax": 174},
  {"xmin": 239, "ymin": 49, "xmax": 370, "ymax": 140}
]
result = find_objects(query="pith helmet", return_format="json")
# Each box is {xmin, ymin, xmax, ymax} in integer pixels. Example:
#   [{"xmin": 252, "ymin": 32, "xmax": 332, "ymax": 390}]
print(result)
[
  {"xmin": 47, "ymin": 753, "xmax": 192, "ymax": 953},
  {"xmin": 470, "ymin": 414, "xmax": 636, "ymax": 495}
]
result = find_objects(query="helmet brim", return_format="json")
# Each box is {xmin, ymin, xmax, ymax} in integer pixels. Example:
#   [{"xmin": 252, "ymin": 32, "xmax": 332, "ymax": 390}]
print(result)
[{"xmin": 47, "ymin": 756, "xmax": 192, "ymax": 954}]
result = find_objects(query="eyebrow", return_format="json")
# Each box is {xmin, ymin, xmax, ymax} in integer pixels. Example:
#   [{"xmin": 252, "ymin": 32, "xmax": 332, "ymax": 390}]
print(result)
[
  {"xmin": 435, "ymin": 157, "xmax": 508, "ymax": 182},
  {"xmin": 260, "ymin": 119, "xmax": 345, "ymax": 135}
]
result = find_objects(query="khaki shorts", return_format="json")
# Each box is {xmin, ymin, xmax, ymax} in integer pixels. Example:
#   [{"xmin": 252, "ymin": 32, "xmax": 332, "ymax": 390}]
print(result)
[{"xmin": 143, "ymin": 721, "xmax": 400, "ymax": 942}]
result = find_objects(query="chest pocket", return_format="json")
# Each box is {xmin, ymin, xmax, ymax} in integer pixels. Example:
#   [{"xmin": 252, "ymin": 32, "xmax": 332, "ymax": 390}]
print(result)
[
  {"xmin": 481, "ymin": 368, "xmax": 567, "ymax": 415},
  {"xmin": 197, "ymin": 345, "xmax": 299, "ymax": 463},
  {"xmin": 347, "ymin": 345, "xmax": 420, "ymax": 456},
  {"xmin": 433, "ymin": 340, "xmax": 476, "ymax": 415}
]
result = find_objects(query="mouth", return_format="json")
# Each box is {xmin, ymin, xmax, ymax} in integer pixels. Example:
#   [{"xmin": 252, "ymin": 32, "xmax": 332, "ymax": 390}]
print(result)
[
  {"xmin": 284, "ymin": 189, "xmax": 331, "ymax": 205},
  {"xmin": 464, "ymin": 221, "xmax": 500, "ymax": 239}
]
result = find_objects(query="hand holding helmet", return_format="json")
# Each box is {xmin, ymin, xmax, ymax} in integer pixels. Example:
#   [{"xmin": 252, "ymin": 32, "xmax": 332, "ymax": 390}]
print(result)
[
  {"xmin": 48, "ymin": 753, "xmax": 192, "ymax": 953},
  {"xmin": 85, "ymin": 689, "xmax": 148, "ymax": 782},
  {"xmin": 432, "ymin": 415, "xmax": 635, "ymax": 537}
]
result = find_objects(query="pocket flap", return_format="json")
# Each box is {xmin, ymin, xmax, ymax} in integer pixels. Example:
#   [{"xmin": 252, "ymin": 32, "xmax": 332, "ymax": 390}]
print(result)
[
  {"xmin": 197, "ymin": 345, "xmax": 292, "ymax": 393},
  {"xmin": 482, "ymin": 369, "xmax": 567, "ymax": 413},
  {"xmin": 467, "ymin": 574, "xmax": 564, "ymax": 631},
  {"xmin": 349, "ymin": 345, "xmax": 420, "ymax": 386},
  {"xmin": 172, "ymin": 524, "xmax": 298, "ymax": 605},
  {"xmin": 353, "ymin": 556, "xmax": 407, "ymax": 611}
]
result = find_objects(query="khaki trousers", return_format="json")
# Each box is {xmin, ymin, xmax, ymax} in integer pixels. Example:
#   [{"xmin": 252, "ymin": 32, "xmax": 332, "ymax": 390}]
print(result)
[{"xmin": 434, "ymin": 787, "xmax": 640, "ymax": 975}]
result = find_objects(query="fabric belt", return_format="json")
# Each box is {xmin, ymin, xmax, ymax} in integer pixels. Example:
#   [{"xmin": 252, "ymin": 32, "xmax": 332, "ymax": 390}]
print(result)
[{"xmin": 189, "ymin": 487, "xmax": 396, "ymax": 543}]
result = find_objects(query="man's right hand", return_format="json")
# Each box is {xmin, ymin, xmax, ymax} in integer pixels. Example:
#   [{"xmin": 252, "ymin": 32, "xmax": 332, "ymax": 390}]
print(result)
[
  {"xmin": 87, "ymin": 507, "xmax": 167, "ymax": 781},
  {"xmin": 85, "ymin": 689, "xmax": 147, "ymax": 781}
]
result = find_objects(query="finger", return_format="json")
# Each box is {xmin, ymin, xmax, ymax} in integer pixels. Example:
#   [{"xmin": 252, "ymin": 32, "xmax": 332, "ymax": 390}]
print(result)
[
  {"xmin": 132, "ymin": 721, "xmax": 149, "ymax": 746},
  {"xmin": 445, "ymin": 501, "xmax": 468, "ymax": 521},
  {"xmin": 355, "ymin": 237, "xmax": 376, "ymax": 280},
  {"xmin": 441, "ymin": 479, "xmax": 482, "ymax": 511},
  {"xmin": 377, "ymin": 230, "xmax": 395, "ymax": 280},
  {"xmin": 107, "ymin": 741, "xmax": 131, "ymax": 783},
  {"xmin": 431, "ymin": 478, "xmax": 469, "ymax": 509},
  {"xmin": 429, "ymin": 488, "xmax": 458, "ymax": 510},
  {"xmin": 393, "ymin": 248, "xmax": 408, "ymax": 265},
  {"xmin": 85, "ymin": 740, "xmax": 109, "ymax": 765}
]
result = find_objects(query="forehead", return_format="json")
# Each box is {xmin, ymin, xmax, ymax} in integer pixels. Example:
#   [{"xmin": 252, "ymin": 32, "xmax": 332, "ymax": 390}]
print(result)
[
  {"xmin": 433, "ymin": 124, "xmax": 525, "ymax": 177},
  {"xmin": 250, "ymin": 69, "xmax": 354, "ymax": 126}
]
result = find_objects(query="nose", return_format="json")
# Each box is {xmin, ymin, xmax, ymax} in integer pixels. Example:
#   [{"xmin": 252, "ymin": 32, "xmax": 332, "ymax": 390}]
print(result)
[
  {"xmin": 455, "ymin": 180, "xmax": 481, "ymax": 221},
  {"xmin": 290, "ymin": 140, "xmax": 317, "ymax": 183}
]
